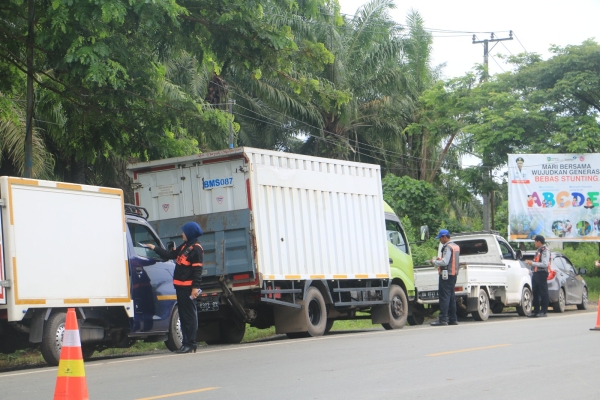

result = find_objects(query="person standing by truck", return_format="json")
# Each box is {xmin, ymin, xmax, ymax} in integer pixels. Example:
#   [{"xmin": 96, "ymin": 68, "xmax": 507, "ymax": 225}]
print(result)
[
  {"xmin": 525, "ymin": 235, "xmax": 550, "ymax": 318},
  {"xmin": 147, "ymin": 222, "xmax": 204, "ymax": 352},
  {"xmin": 430, "ymin": 229, "xmax": 460, "ymax": 326}
]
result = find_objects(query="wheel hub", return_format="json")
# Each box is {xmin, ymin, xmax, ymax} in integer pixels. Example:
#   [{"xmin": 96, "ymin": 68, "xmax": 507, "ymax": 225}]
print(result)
[
  {"xmin": 55, "ymin": 323, "xmax": 65, "ymax": 353},
  {"xmin": 391, "ymin": 295, "xmax": 404, "ymax": 318}
]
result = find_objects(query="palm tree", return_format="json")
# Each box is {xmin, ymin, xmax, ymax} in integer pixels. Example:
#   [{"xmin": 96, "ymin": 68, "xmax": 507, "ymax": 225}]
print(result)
[{"xmin": 0, "ymin": 93, "xmax": 54, "ymax": 178}]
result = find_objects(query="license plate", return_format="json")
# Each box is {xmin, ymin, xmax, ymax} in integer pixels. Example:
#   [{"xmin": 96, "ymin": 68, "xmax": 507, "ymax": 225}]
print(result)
[
  {"xmin": 198, "ymin": 301, "xmax": 219, "ymax": 312},
  {"xmin": 419, "ymin": 290, "xmax": 439, "ymax": 300}
]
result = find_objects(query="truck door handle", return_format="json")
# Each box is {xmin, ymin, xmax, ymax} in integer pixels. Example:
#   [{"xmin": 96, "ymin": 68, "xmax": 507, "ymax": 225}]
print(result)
[
  {"xmin": 389, "ymin": 258, "xmax": 393, "ymax": 264},
  {"xmin": 135, "ymin": 266, "xmax": 143, "ymax": 273}
]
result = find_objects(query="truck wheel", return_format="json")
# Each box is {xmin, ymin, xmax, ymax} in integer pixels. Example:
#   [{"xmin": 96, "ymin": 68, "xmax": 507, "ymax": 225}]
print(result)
[
  {"xmin": 472, "ymin": 290, "xmax": 490, "ymax": 321},
  {"xmin": 382, "ymin": 285, "xmax": 408, "ymax": 330},
  {"xmin": 305, "ymin": 287, "xmax": 327, "ymax": 337},
  {"xmin": 491, "ymin": 302, "xmax": 504, "ymax": 314},
  {"xmin": 407, "ymin": 313, "xmax": 424, "ymax": 326},
  {"xmin": 40, "ymin": 311, "xmax": 67, "ymax": 366},
  {"xmin": 552, "ymin": 288, "xmax": 566, "ymax": 313},
  {"xmin": 164, "ymin": 306, "xmax": 183, "ymax": 352},
  {"xmin": 220, "ymin": 319, "xmax": 246, "ymax": 344},
  {"xmin": 325, "ymin": 319, "xmax": 335, "ymax": 333},
  {"xmin": 577, "ymin": 287, "xmax": 589, "ymax": 310},
  {"xmin": 516, "ymin": 287, "xmax": 533, "ymax": 316}
]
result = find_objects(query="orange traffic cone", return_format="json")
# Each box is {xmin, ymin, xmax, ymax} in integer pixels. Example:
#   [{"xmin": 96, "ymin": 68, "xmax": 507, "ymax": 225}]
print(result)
[
  {"xmin": 591, "ymin": 296, "xmax": 600, "ymax": 331},
  {"xmin": 53, "ymin": 308, "xmax": 89, "ymax": 400}
]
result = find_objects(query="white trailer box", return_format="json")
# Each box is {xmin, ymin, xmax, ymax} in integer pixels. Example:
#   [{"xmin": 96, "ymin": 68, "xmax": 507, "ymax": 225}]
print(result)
[
  {"xmin": 0, "ymin": 177, "xmax": 132, "ymax": 321},
  {"xmin": 128, "ymin": 147, "xmax": 389, "ymax": 281}
]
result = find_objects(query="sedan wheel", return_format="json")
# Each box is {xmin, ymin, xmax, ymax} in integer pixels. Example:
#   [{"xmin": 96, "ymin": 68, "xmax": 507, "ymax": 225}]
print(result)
[
  {"xmin": 577, "ymin": 287, "xmax": 589, "ymax": 310},
  {"xmin": 552, "ymin": 288, "xmax": 566, "ymax": 313}
]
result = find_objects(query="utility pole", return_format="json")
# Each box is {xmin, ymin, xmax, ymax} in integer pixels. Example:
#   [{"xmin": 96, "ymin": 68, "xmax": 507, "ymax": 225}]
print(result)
[{"xmin": 472, "ymin": 31, "xmax": 513, "ymax": 230}]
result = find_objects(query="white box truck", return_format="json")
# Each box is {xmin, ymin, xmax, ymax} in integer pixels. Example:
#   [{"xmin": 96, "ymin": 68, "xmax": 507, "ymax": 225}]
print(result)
[
  {"xmin": 128, "ymin": 147, "xmax": 411, "ymax": 342},
  {"xmin": 0, "ymin": 178, "xmax": 182, "ymax": 365}
]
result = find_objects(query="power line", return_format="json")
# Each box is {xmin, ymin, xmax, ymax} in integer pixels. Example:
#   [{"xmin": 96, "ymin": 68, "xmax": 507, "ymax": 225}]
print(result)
[
  {"xmin": 489, "ymin": 54, "xmax": 505, "ymax": 72},
  {"xmin": 512, "ymin": 32, "xmax": 528, "ymax": 53}
]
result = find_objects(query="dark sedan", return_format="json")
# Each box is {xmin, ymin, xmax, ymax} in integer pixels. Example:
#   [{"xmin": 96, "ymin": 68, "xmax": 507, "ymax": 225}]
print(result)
[{"xmin": 522, "ymin": 251, "xmax": 588, "ymax": 312}]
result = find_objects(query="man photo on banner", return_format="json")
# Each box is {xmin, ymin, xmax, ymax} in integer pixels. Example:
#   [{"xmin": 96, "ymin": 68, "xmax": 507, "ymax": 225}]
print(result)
[{"xmin": 512, "ymin": 157, "xmax": 528, "ymax": 183}]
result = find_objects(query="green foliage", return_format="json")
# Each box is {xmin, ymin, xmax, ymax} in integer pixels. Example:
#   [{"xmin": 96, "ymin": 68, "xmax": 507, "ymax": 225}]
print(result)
[
  {"xmin": 563, "ymin": 243, "xmax": 600, "ymax": 277},
  {"xmin": 382, "ymin": 173, "xmax": 443, "ymax": 232}
]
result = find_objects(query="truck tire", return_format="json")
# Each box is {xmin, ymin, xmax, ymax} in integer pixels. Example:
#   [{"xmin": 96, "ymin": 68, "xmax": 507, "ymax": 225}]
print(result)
[
  {"xmin": 472, "ymin": 289, "xmax": 490, "ymax": 321},
  {"xmin": 382, "ymin": 285, "xmax": 408, "ymax": 330},
  {"xmin": 407, "ymin": 313, "xmax": 424, "ymax": 326},
  {"xmin": 164, "ymin": 306, "xmax": 183, "ymax": 352},
  {"xmin": 40, "ymin": 311, "xmax": 67, "ymax": 366},
  {"xmin": 577, "ymin": 287, "xmax": 589, "ymax": 310},
  {"xmin": 305, "ymin": 287, "xmax": 327, "ymax": 337},
  {"xmin": 552, "ymin": 288, "xmax": 566, "ymax": 313},
  {"xmin": 219, "ymin": 319, "xmax": 246, "ymax": 344},
  {"xmin": 516, "ymin": 286, "xmax": 533, "ymax": 316}
]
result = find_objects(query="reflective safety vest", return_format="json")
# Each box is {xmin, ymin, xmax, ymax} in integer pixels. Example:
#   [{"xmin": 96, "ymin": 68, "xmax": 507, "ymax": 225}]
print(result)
[
  {"xmin": 533, "ymin": 245, "xmax": 551, "ymax": 273},
  {"xmin": 443, "ymin": 242, "xmax": 460, "ymax": 276},
  {"xmin": 173, "ymin": 243, "xmax": 203, "ymax": 287}
]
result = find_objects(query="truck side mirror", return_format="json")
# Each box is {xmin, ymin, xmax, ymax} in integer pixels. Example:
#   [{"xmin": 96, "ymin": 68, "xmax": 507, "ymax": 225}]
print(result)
[
  {"xmin": 578, "ymin": 267, "xmax": 587, "ymax": 275},
  {"xmin": 166, "ymin": 241, "xmax": 175, "ymax": 251},
  {"xmin": 515, "ymin": 250, "xmax": 522, "ymax": 260},
  {"xmin": 420, "ymin": 226, "xmax": 429, "ymax": 241}
]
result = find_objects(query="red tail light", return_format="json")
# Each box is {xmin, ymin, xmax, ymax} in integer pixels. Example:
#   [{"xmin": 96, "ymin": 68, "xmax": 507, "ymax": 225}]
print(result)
[
  {"xmin": 454, "ymin": 286, "xmax": 463, "ymax": 292},
  {"xmin": 547, "ymin": 269, "xmax": 556, "ymax": 280}
]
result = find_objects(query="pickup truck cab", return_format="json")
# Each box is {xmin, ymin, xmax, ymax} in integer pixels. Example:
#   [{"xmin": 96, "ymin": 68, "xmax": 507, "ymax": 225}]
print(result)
[{"xmin": 413, "ymin": 231, "xmax": 532, "ymax": 321}]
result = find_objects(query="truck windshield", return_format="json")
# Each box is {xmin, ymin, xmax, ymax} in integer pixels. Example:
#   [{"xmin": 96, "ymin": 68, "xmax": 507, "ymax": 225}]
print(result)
[{"xmin": 453, "ymin": 239, "xmax": 488, "ymax": 255}]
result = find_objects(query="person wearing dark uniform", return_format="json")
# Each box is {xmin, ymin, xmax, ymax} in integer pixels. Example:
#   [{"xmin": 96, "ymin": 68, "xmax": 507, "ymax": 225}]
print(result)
[
  {"xmin": 147, "ymin": 222, "xmax": 204, "ymax": 353},
  {"xmin": 430, "ymin": 229, "xmax": 460, "ymax": 326},
  {"xmin": 526, "ymin": 235, "xmax": 550, "ymax": 318}
]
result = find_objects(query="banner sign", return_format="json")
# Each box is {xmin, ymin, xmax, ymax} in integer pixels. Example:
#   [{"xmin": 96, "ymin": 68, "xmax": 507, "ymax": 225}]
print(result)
[{"xmin": 508, "ymin": 154, "xmax": 600, "ymax": 242}]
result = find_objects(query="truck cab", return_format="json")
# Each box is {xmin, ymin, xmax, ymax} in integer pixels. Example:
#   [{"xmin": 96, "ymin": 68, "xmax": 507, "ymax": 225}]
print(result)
[{"xmin": 383, "ymin": 202, "xmax": 420, "ymax": 325}]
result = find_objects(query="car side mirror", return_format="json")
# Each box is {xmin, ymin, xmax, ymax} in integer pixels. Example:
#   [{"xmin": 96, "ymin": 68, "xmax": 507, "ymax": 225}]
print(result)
[
  {"xmin": 166, "ymin": 241, "xmax": 175, "ymax": 251},
  {"xmin": 578, "ymin": 267, "xmax": 587, "ymax": 275},
  {"xmin": 420, "ymin": 226, "xmax": 429, "ymax": 241},
  {"xmin": 515, "ymin": 250, "xmax": 522, "ymax": 260}
]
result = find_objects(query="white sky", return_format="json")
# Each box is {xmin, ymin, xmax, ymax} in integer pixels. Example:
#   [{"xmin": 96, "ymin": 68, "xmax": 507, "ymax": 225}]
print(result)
[{"xmin": 339, "ymin": 0, "xmax": 600, "ymax": 79}]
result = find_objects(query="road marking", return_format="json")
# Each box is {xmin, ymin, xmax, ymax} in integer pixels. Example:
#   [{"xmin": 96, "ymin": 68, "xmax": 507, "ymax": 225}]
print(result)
[
  {"xmin": 427, "ymin": 343, "xmax": 511, "ymax": 357},
  {"xmin": 136, "ymin": 387, "xmax": 220, "ymax": 400}
]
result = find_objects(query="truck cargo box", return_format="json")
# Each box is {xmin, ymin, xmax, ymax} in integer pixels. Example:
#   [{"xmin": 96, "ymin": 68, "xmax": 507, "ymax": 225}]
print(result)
[
  {"xmin": 128, "ymin": 147, "xmax": 389, "ymax": 283},
  {"xmin": 0, "ymin": 177, "xmax": 132, "ymax": 321}
]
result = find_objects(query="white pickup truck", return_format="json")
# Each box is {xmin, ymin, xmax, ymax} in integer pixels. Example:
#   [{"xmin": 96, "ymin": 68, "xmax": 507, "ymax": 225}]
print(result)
[{"xmin": 413, "ymin": 232, "xmax": 532, "ymax": 321}]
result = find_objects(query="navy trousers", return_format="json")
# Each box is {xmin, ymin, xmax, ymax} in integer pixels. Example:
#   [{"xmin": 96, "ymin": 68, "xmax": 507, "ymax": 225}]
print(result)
[
  {"xmin": 531, "ymin": 271, "xmax": 549, "ymax": 314},
  {"xmin": 438, "ymin": 274, "xmax": 457, "ymax": 323},
  {"xmin": 176, "ymin": 287, "xmax": 198, "ymax": 347}
]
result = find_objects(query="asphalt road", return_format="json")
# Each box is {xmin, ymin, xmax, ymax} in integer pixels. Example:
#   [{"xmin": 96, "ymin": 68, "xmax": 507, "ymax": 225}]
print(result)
[{"xmin": 2, "ymin": 309, "xmax": 600, "ymax": 400}]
